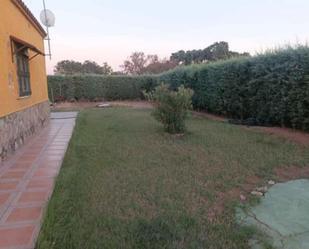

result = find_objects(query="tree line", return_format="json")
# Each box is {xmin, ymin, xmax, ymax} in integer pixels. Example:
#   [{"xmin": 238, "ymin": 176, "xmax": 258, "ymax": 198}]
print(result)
[
  {"xmin": 54, "ymin": 41, "xmax": 250, "ymax": 76},
  {"xmin": 54, "ymin": 60, "xmax": 113, "ymax": 76}
]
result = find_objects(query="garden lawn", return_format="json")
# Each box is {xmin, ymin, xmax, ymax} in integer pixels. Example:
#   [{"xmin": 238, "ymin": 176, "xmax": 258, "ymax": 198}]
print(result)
[{"xmin": 36, "ymin": 108, "xmax": 309, "ymax": 249}]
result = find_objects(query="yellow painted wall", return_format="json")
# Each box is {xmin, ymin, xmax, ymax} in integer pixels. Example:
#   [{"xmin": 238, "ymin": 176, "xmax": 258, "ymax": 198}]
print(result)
[{"xmin": 0, "ymin": 0, "xmax": 48, "ymax": 118}]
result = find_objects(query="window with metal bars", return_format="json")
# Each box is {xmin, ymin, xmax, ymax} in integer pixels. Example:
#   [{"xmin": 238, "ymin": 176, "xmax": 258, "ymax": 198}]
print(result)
[{"xmin": 15, "ymin": 43, "xmax": 31, "ymax": 97}]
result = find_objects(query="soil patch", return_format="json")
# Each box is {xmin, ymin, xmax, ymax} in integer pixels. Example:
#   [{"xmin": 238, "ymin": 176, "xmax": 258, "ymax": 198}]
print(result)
[
  {"xmin": 51, "ymin": 101, "xmax": 153, "ymax": 112},
  {"xmin": 253, "ymin": 126, "xmax": 309, "ymax": 146},
  {"xmin": 195, "ymin": 111, "xmax": 309, "ymax": 146},
  {"xmin": 192, "ymin": 111, "xmax": 227, "ymax": 122}
]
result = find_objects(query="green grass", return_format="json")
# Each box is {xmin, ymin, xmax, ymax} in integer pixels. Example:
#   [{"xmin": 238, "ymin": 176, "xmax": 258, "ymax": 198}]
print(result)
[{"xmin": 36, "ymin": 108, "xmax": 309, "ymax": 249}]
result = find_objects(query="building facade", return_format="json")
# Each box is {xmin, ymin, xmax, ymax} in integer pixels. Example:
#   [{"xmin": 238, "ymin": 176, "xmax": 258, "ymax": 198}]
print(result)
[{"xmin": 0, "ymin": 0, "xmax": 50, "ymax": 162}]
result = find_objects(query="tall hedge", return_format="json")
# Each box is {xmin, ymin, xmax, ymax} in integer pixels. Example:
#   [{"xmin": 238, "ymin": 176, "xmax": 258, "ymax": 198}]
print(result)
[
  {"xmin": 48, "ymin": 75, "xmax": 157, "ymax": 101},
  {"xmin": 159, "ymin": 46, "xmax": 309, "ymax": 131},
  {"xmin": 48, "ymin": 46, "xmax": 309, "ymax": 131}
]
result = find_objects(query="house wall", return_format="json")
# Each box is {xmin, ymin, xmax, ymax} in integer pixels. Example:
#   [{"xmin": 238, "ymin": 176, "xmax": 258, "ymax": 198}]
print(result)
[
  {"xmin": 0, "ymin": 0, "xmax": 49, "ymax": 118},
  {"xmin": 0, "ymin": 0, "xmax": 50, "ymax": 162}
]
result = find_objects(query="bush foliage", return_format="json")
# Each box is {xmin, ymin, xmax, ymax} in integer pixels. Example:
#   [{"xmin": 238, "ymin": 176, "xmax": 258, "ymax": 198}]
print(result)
[
  {"xmin": 48, "ymin": 46, "xmax": 309, "ymax": 131},
  {"xmin": 48, "ymin": 75, "xmax": 156, "ymax": 101},
  {"xmin": 146, "ymin": 84, "xmax": 194, "ymax": 134},
  {"xmin": 159, "ymin": 46, "xmax": 309, "ymax": 131}
]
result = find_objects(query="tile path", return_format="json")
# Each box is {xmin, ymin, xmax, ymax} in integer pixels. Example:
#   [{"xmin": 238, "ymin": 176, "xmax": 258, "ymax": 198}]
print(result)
[{"xmin": 0, "ymin": 112, "xmax": 77, "ymax": 249}]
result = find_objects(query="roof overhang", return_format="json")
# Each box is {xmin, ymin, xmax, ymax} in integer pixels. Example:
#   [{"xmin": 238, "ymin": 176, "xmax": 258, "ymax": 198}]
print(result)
[
  {"xmin": 11, "ymin": 0, "xmax": 47, "ymax": 38},
  {"xmin": 10, "ymin": 36, "xmax": 45, "ymax": 61}
]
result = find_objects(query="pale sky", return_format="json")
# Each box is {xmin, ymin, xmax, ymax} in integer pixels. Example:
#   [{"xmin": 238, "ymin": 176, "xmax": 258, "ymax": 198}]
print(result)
[{"xmin": 23, "ymin": 0, "xmax": 309, "ymax": 74}]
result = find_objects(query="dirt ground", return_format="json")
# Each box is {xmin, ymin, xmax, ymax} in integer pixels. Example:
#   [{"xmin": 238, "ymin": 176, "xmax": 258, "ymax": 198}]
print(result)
[
  {"xmin": 110, "ymin": 101, "xmax": 153, "ymax": 109},
  {"xmin": 51, "ymin": 100, "xmax": 153, "ymax": 111},
  {"xmin": 193, "ymin": 111, "xmax": 227, "ymax": 122},
  {"xmin": 253, "ymin": 126, "xmax": 309, "ymax": 146},
  {"xmin": 193, "ymin": 111, "xmax": 309, "ymax": 146}
]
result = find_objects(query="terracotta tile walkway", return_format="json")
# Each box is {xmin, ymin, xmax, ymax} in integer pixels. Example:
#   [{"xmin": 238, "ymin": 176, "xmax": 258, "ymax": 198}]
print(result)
[{"xmin": 0, "ymin": 112, "xmax": 77, "ymax": 249}]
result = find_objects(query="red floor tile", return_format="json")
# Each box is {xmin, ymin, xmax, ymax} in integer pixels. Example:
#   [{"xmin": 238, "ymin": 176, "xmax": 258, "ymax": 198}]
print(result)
[
  {"xmin": 23, "ymin": 150, "xmax": 42, "ymax": 156},
  {"xmin": 18, "ymin": 191, "xmax": 49, "ymax": 204},
  {"xmin": 42, "ymin": 155, "xmax": 63, "ymax": 161},
  {"xmin": 48, "ymin": 146, "xmax": 67, "ymax": 150},
  {"xmin": 0, "ymin": 182, "xmax": 19, "ymax": 191},
  {"xmin": 15, "ymin": 159, "xmax": 35, "ymax": 166},
  {"xmin": 50, "ymin": 142, "xmax": 68, "ymax": 146},
  {"xmin": 0, "ymin": 113, "xmax": 76, "ymax": 248},
  {"xmin": 26, "ymin": 179, "xmax": 54, "ymax": 189},
  {"xmin": 33, "ymin": 168, "xmax": 58, "ymax": 178},
  {"xmin": 0, "ymin": 225, "xmax": 35, "ymax": 248},
  {"xmin": 5, "ymin": 206, "xmax": 43, "ymax": 223},
  {"xmin": 46, "ymin": 151, "xmax": 65, "ymax": 157},
  {"xmin": 17, "ymin": 154, "xmax": 37, "ymax": 162},
  {"xmin": 1, "ymin": 171, "xmax": 27, "ymax": 180},
  {"xmin": 0, "ymin": 193, "xmax": 11, "ymax": 206},
  {"xmin": 42, "ymin": 161, "xmax": 62, "ymax": 167},
  {"xmin": 10, "ymin": 162, "xmax": 32, "ymax": 170},
  {"xmin": 37, "ymin": 162, "xmax": 60, "ymax": 170}
]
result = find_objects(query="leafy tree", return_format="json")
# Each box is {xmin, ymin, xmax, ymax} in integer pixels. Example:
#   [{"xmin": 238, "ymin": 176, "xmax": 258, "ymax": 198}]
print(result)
[
  {"xmin": 102, "ymin": 62, "xmax": 113, "ymax": 75},
  {"xmin": 171, "ymin": 41, "xmax": 250, "ymax": 65},
  {"xmin": 82, "ymin": 60, "xmax": 103, "ymax": 74},
  {"xmin": 121, "ymin": 52, "xmax": 148, "ymax": 75},
  {"xmin": 147, "ymin": 54, "xmax": 160, "ymax": 64},
  {"xmin": 54, "ymin": 60, "xmax": 83, "ymax": 75},
  {"xmin": 121, "ymin": 53, "xmax": 177, "ymax": 75},
  {"xmin": 54, "ymin": 60, "xmax": 113, "ymax": 75},
  {"xmin": 144, "ymin": 59, "xmax": 178, "ymax": 74}
]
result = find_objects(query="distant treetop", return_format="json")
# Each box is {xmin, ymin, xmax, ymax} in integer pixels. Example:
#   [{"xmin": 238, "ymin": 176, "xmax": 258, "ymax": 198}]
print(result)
[
  {"xmin": 54, "ymin": 41, "xmax": 249, "ymax": 76},
  {"xmin": 170, "ymin": 41, "xmax": 250, "ymax": 65},
  {"xmin": 54, "ymin": 60, "xmax": 113, "ymax": 76}
]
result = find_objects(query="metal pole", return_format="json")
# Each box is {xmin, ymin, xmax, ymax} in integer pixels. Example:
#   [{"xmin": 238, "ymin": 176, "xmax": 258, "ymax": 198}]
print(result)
[{"xmin": 43, "ymin": 0, "xmax": 52, "ymax": 60}]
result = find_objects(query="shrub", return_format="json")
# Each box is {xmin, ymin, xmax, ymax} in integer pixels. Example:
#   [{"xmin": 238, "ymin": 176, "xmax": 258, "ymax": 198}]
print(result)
[{"xmin": 147, "ymin": 84, "xmax": 194, "ymax": 134}]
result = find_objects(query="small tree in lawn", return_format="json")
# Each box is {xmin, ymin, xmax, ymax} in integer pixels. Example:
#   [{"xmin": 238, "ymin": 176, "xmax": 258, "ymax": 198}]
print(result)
[{"xmin": 146, "ymin": 84, "xmax": 194, "ymax": 134}]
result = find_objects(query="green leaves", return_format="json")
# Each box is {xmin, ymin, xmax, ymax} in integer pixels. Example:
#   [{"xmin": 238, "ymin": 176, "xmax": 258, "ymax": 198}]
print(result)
[
  {"xmin": 160, "ymin": 46, "xmax": 309, "ymax": 131},
  {"xmin": 48, "ymin": 46, "xmax": 309, "ymax": 132},
  {"xmin": 149, "ymin": 84, "xmax": 194, "ymax": 134},
  {"xmin": 48, "ymin": 75, "xmax": 157, "ymax": 102}
]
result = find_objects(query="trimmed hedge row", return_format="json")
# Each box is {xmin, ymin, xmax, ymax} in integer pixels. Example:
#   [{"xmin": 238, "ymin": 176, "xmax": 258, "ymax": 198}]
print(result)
[
  {"xmin": 48, "ymin": 75, "xmax": 157, "ymax": 101},
  {"xmin": 48, "ymin": 46, "xmax": 309, "ymax": 131},
  {"xmin": 159, "ymin": 46, "xmax": 309, "ymax": 131}
]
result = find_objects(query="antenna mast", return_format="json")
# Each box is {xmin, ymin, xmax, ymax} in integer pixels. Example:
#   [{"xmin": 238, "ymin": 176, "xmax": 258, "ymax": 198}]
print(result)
[
  {"xmin": 43, "ymin": 0, "xmax": 51, "ymax": 59},
  {"xmin": 41, "ymin": 0, "xmax": 55, "ymax": 60}
]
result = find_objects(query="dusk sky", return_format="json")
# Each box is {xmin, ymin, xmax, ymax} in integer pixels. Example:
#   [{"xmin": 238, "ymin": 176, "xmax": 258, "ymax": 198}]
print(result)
[{"xmin": 23, "ymin": 0, "xmax": 309, "ymax": 74}]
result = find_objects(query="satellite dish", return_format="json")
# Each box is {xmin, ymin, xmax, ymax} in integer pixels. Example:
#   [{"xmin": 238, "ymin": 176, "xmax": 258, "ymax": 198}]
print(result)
[
  {"xmin": 40, "ymin": 0, "xmax": 55, "ymax": 60},
  {"xmin": 40, "ymin": 9, "xmax": 55, "ymax": 27}
]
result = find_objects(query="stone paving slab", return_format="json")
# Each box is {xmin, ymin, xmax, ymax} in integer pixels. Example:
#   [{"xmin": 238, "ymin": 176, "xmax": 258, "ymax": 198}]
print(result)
[
  {"xmin": 238, "ymin": 179, "xmax": 309, "ymax": 249},
  {"xmin": 0, "ymin": 112, "xmax": 77, "ymax": 249},
  {"xmin": 50, "ymin": 112, "xmax": 78, "ymax": 119}
]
